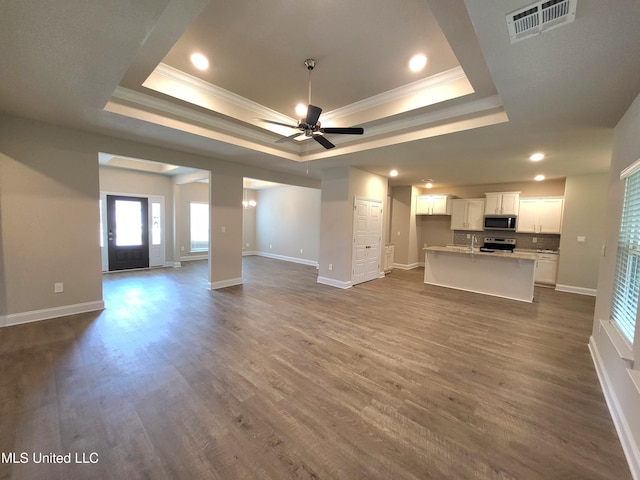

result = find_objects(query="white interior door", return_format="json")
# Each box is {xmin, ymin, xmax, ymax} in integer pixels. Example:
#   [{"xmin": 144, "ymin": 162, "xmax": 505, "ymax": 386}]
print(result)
[{"xmin": 352, "ymin": 197, "xmax": 382, "ymax": 286}]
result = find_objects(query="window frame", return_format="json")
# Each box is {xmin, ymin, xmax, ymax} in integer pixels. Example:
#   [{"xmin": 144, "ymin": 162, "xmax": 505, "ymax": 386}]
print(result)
[{"xmin": 611, "ymin": 159, "xmax": 640, "ymax": 345}]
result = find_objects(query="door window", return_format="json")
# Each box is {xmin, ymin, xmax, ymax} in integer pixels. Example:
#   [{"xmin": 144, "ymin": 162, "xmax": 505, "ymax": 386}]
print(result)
[{"xmin": 115, "ymin": 199, "xmax": 144, "ymax": 246}]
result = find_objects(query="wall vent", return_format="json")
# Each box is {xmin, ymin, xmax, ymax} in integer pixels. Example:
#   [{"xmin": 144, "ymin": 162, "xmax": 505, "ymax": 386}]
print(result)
[{"xmin": 506, "ymin": 0, "xmax": 577, "ymax": 43}]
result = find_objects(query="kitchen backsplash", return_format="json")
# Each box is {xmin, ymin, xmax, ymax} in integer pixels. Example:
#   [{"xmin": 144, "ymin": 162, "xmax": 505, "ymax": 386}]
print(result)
[{"xmin": 452, "ymin": 231, "xmax": 561, "ymax": 251}]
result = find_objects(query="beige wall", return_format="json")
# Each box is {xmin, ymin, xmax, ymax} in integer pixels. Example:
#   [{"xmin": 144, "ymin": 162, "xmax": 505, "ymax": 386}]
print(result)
[
  {"xmin": 556, "ymin": 173, "xmax": 608, "ymax": 291},
  {"xmin": 418, "ymin": 216, "xmax": 453, "ymax": 249},
  {"xmin": 0, "ymin": 118, "xmax": 103, "ymax": 319},
  {"xmin": 318, "ymin": 167, "xmax": 387, "ymax": 286},
  {"xmin": 255, "ymin": 185, "xmax": 321, "ymax": 264},
  {"xmin": 318, "ymin": 167, "xmax": 352, "ymax": 284},
  {"xmin": 390, "ymin": 186, "xmax": 419, "ymax": 268},
  {"xmin": 209, "ymin": 173, "xmax": 243, "ymax": 287}
]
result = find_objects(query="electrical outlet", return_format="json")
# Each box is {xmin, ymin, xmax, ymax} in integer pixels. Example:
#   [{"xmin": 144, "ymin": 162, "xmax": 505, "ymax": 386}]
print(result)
[
  {"xmin": 466, "ymin": 234, "xmax": 470, "ymax": 239},
  {"xmin": 532, "ymin": 237, "xmax": 537, "ymax": 243},
  {"xmin": 329, "ymin": 263, "xmax": 333, "ymax": 271},
  {"xmin": 54, "ymin": 282, "xmax": 64, "ymax": 293},
  {"xmin": 221, "ymin": 226, "xmax": 226, "ymax": 233},
  {"xmin": 300, "ymin": 248, "xmax": 304, "ymax": 254}
]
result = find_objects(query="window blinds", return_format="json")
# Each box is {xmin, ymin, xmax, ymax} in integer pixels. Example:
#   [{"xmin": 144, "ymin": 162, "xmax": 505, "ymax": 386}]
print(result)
[{"xmin": 611, "ymin": 168, "xmax": 640, "ymax": 343}]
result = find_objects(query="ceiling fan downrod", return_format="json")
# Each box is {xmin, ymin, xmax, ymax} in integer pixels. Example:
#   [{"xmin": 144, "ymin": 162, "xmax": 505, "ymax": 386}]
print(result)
[{"xmin": 304, "ymin": 58, "xmax": 316, "ymax": 106}]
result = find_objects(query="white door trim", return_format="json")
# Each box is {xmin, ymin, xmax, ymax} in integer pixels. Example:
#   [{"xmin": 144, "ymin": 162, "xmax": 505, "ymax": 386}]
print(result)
[{"xmin": 99, "ymin": 191, "xmax": 166, "ymax": 271}]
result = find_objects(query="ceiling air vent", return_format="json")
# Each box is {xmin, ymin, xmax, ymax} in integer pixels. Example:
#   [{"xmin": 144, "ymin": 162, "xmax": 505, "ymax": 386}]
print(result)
[{"xmin": 506, "ymin": 0, "xmax": 577, "ymax": 43}]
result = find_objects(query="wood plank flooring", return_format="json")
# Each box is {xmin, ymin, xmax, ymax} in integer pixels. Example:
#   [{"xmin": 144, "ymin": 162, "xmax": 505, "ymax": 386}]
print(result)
[{"xmin": 0, "ymin": 256, "xmax": 631, "ymax": 479}]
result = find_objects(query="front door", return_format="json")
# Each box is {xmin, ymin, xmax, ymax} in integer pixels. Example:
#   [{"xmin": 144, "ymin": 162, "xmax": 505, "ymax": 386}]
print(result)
[{"xmin": 106, "ymin": 195, "xmax": 149, "ymax": 271}]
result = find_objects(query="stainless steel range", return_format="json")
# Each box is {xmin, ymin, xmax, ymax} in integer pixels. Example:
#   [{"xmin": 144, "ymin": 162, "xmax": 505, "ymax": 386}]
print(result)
[{"xmin": 480, "ymin": 237, "xmax": 516, "ymax": 253}]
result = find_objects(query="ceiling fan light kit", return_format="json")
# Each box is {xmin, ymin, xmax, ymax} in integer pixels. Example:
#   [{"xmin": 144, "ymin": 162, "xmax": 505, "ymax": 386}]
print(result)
[{"xmin": 259, "ymin": 59, "xmax": 364, "ymax": 150}]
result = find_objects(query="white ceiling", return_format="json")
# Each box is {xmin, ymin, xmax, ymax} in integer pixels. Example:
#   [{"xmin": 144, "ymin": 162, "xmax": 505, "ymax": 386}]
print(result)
[{"xmin": 1, "ymin": 0, "xmax": 639, "ymax": 189}]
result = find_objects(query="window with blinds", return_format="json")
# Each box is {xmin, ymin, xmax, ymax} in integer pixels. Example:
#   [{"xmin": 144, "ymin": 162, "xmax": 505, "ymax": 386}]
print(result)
[{"xmin": 611, "ymin": 165, "xmax": 640, "ymax": 343}]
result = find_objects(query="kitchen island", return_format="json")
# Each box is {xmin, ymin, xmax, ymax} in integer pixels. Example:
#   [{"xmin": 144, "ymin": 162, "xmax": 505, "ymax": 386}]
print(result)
[{"xmin": 424, "ymin": 246, "xmax": 537, "ymax": 302}]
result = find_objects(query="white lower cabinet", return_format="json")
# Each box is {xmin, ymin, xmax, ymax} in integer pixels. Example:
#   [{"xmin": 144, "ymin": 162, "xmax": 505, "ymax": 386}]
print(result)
[{"xmin": 535, "ymin": 253, "xmax": 558, "ymax": 285}]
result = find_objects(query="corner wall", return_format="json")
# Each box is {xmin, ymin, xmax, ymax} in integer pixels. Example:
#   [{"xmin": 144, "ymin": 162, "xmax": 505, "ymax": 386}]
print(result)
[
  {"xmin": 0, "ymin": 117, "xmax": 104, "ymax": 324},
  {"xmin": 556, "ymin": 173, "xmax": 608, "ymax": 294},
  {"xmin": 255, "ymin": 185, "xmax": 321, "ymax": 265},
  {"xmin": 318, "ymin": 167, "xmax": 387, "ymax": 288},
  {"xmin": 590, "ymin": 91, "xmax": 640, "ymax": 479}
]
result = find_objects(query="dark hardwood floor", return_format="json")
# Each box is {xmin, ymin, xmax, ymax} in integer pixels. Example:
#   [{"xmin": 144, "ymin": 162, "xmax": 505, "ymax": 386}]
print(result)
[{"xmin": 0, "ymin": 257, "xmax": 631, "ymax": 479}]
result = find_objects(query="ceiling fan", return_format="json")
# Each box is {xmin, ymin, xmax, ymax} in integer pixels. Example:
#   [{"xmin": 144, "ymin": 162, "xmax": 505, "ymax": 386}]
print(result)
[{"xmin": 259, "ymin": 59, "xmax": 364, "ymax": 149}]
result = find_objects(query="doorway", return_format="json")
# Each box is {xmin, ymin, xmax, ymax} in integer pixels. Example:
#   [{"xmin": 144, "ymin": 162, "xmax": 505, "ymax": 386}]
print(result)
[
  {"xmin": 352, "ymin": 197, "xmax": 383, "ymax": 285},
  {"xmin": 100, "ymin": 193, "xmax": 166, "ymax": 272}
]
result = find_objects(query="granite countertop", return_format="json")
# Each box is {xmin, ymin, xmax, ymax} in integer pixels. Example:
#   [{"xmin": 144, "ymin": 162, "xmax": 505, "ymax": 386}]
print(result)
[{"xmin": 425, "ymin": 245, "xmax": 538, "ymax": 261}]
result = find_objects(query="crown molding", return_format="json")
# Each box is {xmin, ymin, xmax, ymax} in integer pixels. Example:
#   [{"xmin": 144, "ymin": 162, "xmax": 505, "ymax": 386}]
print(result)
[
  {"xmin": 150, "ymin": 63, "xmax": 298, "ymax": 127},
  {"xmin": 321, "ymin": 66, "xmax": 468, "ymax": 122}
]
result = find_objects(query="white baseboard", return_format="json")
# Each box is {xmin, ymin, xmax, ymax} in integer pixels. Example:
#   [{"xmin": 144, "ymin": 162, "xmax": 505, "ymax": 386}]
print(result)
[
  {"xmin": 0, "ymin": 300, "xmax": 105, "ymax": 328},
  {"xmin": 317, "ymin": 276, "xmax": 352, "ymax": 289},
  {"xmin": 180, "ymin": 255, "xmax": 208, "ymax": 262},
  {"xmin": 242, "ymin": 250, "xmax": 259, "ymax": 256},
  {"xmin": 555, "ymin": 284, "xmax": 597, "ymax": 296},
  {"xmin": 255, "ymin": 251, "xmax": 319, "ymax": 268},
  {"xmin": 393, "ymin": 262, "xmax": 421, "ymax": 270},
  {"xmin": 589, "ymin": 337, "xmax": 640, "ymax": 480},
  {"xmin": 167, "ymin": 261, "xmax": 181, "ymax": 268},
  {"xmin": 208, "ymin": 277, "xmax": 243, "ymax": 290}
]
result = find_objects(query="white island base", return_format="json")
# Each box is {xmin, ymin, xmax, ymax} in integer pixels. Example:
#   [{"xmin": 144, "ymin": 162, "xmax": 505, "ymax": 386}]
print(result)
[{"xmin": 424, "ymin": 247, "xmax": 537, "ymax": 303}]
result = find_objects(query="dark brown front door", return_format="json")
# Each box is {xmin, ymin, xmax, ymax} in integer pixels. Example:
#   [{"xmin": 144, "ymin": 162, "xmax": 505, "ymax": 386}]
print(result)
[{"xmin": 106, "ymin": 195, "xmax": 149, "ymax": 271}]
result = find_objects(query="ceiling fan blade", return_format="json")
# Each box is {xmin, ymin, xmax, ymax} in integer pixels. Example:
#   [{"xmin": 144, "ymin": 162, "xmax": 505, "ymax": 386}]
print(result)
[
  {"xmin": 306, "ymin": 105, "xmax": 322, "ymax": 126},
  {"xmin": 258, "ymin": 118, "xmax": 299, "ymax": 129},
  {"xmin": 321, "ymin": 127, "xmax": 364, "ymax": 135},
  {"xmin": 313, "ymin": 135, "xmax": 335, "ymax": 149},
  {"xmin": 275, "ymin": 132, "xmax": 304, "ymax": 144}
]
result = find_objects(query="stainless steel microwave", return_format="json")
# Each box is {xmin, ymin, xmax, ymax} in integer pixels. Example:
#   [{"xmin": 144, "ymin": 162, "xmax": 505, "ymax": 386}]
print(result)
[{"xmin": 483, "ymin": 215, "xmax": 517, "ymax": 231}]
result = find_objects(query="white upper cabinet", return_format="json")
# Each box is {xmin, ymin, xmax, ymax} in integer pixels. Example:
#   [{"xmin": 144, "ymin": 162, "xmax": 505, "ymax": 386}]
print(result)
[
  {"xmin": 516, "ymin": 197, "xmax": 564, "ymax": 234},
  {"xmin": 484, "ymin": 192, "xmax": 520, "ymax": 215},
  {"xmin": 416, "ymin": 194, "xmax": 452, "ymax": 215},
  {"xmin": 451, "ymin": 198, "xmax": 485, "ymax": 230}
]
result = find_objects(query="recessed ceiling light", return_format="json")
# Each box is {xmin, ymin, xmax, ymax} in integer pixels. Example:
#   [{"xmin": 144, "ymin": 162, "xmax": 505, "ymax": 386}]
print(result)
[
  {"xmin": 389, "ymin": 169, "xmax": 398, "ymax": 177},
  {"xmin": 409, "ymin": 54, "xmax": 427, "ymax": 72},
  {"xmin": 534, "ymin": 174, "xmax": 545, "ymax": 181},
  {"xmin": 295, "ymin": 103, "xmax": 307, "ymax": 117},
  {"xmin": 426, "ymin": 182, "xmax": 433, "ymax": 189},
  {"xmin": 190, "ymin": 53, "xmax": 209, "ymax": 70},
  {"xmin": 530, "ymin": 152, "xmax": 545, "ymax": 161}
]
